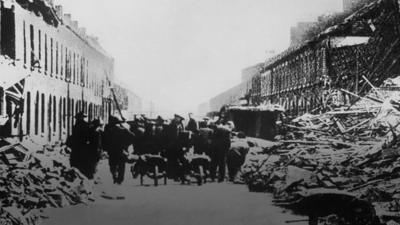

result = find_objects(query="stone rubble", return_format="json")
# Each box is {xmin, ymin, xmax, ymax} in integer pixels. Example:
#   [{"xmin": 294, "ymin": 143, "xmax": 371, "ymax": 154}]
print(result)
[
  {"xmin": 241, "ymin": 79, "xmax": 400, "ymax": 224},
  {"xmin": 0, "ymin": 139, "xmax": 92, "ymax": 225}
]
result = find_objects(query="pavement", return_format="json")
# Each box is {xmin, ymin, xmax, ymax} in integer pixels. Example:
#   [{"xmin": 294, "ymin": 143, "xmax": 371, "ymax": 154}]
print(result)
[{"xmin": 41, "ymin": 161, "xmax": 308, "ymax": 225}]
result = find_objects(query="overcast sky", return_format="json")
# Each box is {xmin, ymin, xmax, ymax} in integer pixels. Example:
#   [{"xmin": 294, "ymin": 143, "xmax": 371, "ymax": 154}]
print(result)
[{"xmin": 55, "ymin": 0, "xmax": 342, "ymax": 114}]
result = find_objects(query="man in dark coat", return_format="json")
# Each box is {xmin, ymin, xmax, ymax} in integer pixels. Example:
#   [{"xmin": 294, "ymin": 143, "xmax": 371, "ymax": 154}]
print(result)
[
  {"xmin": 86, "ymin": 119, "xmax": 103, "ymax": 179},
  {"xmin": 165, "ymin": 114, "xmax": 184, "ymax": 179},
  {"xmin": 68, "ymin": 112, "xmax": 90, "ymax": 178},
  {"xmin": 103, "ymin": 116, "xmax": 135, "ymax": 184},
  {"xmin": 227, "ymin": 132, "xmax": 249, "ymax": 182},
  {"xmin": 132, "ymin": 123, "xmax": 146, "ymax": 155},
  {"xmin": 193, "ymin": 121, "xmax": 214, "ymax": 156},
  {"xmin": 210, "ymin": 124, "xmax": 231, "ymax": 182},
  {"xmin": 142, "ymin": 121, "xmax": 161, "ymax": 155},
  {"xmin": 186, "ymin": 113, "xmax": 198, "ymax": 134}
]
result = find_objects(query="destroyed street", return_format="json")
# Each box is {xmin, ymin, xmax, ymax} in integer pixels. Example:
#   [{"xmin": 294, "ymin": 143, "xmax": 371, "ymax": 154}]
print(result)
[{"xmin": 3, "ymin": 0, "xmax": 400, "ymax": 225}]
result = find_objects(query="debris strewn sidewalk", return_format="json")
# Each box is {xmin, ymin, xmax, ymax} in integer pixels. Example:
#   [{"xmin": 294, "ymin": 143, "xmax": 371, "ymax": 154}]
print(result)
[
  {"xmin": 241, "ymin": 77, "xmax": 400, "ymax": 224},
  {"xmin": 0, "ymin": 139, "xmax": 92, "ymax": 225}
]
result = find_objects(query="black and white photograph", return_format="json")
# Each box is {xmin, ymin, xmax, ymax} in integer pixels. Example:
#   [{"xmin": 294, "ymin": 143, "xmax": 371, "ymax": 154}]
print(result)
[{"xmin": 0, "ymin": 0, "xmax": 400, "ymax": 224}]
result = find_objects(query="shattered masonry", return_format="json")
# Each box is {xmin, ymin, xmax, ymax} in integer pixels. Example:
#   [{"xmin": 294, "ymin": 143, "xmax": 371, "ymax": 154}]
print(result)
[
  {"xmin": 246, "ymin": 0, "xmax": 400, "ymax": 116},
  {"xmin": 0, "ymin": 0, "xmax": 116, "ymax": 145}
]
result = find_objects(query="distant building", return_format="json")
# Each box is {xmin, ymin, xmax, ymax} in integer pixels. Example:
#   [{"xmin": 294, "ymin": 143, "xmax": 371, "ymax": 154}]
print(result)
[
  {"xmin": 247, "ymin": 0, "xmax": 400, "ymax": 116},
  {"xmin": 197, "ymin": 102, "xmax": 209, "ymax": 117},
  {"xmin": 112, "ymin": 84, "xmax": 142, "ymax": 120},
  {"xmin": 126, "ymin": 92, "xmax": 142, "ymax": 118},
  {"xmin": 241, "ymin": 63, "xmax": 264, "ymax": 82},
  {"xmin": 290, "ymin": 22, "xmax": 316, "ymax": 46},
  {"xmin": 207, "ymin": 63, "xmax": 263, "ymax": 113},
  {"xmin": 209, "ymin": 82, "xmax": 248, "ymax": 113}
]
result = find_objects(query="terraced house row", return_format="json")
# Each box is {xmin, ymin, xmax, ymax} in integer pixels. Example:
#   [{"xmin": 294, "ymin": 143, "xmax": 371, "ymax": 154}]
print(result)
[
  {"xmin": 248, "ymin": 0, "xmax": 400, "ymax": 115},
  {"xmin": 0, "ymin": 0, "xmax": 115, "ymax": 144}
]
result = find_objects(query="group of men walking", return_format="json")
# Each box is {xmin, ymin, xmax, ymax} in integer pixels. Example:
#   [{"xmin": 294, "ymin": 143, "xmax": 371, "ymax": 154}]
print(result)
[
  {"xmin": 67, "ymin": 111, "xmax": 236, "ymax": 185},
  {"xmin": 67, "ymin": 112, "xmax": 102, "ymax": 180}
]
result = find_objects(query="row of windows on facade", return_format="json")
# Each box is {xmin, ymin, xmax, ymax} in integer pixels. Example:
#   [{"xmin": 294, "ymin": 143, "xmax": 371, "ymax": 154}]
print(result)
[
  {"xmin": 253, "ymin": 52, "xmax": 326, "ymax": 96},
  {"xmin": 24, "ymin": 91, "xmax": 106, "ymax": 139},
  {"xmin": 23, "ymin": 21, "xmax": 104, "ymax": 97}
]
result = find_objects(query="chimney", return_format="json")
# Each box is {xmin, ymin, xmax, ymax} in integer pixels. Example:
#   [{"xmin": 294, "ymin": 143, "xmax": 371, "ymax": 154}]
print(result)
[
  {"xmin": 55, "ymin": 5, "xmax": 63, "ymax": 18},
  {"xmin": 92, "ymin": 36, "xmax": 99, "ymax": 43},
  {"xmin": 79, "ymin": 27, "xmax": 87, "ymax": 37},
  {"xmin": 72, "ymin": 21, "xmax": 78, "ymax": 30},
  {"xmin": 63, "ymin": 14, "xmax": 71, "ymax": 26}
]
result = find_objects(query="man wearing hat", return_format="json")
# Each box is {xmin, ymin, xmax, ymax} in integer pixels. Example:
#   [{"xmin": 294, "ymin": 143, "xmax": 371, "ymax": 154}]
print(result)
[
  {"xmin": 103, "ymin": 115, "xmax": 135, "ymax": 184},
  {"xmin": 154, "ymin": 115, "xmax": 168, "ymax": 156},
  {"xmin": 156, "ymin": 115, "xmax": 164, "ymax": 126},
  {"xmin": 68, "ymin": 111, "xmax": 91, "ymax": 178},
  {"xmin": 186, "ymin": 113, "xmax": 198, "ymax": 134},
  {"xmin": 210, "ymin": 123, "xmax": 232, "ymax": 182},
  {"xmin": 86, "ymin": 119, "xmax": 103, "ymax": 179},
  {"xmin": 165, "ymin": 114, "xmax": 185, "ymax": 180}
]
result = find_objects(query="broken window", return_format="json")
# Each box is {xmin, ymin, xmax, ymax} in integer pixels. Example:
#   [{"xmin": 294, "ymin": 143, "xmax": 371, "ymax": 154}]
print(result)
[
  {"xmin": 50, "ymin": 38, "xmax": 53, "ymax": 76},
  {"xmin": 30, "ymin": 25, "xmax": 35, "ymax": 68},
  {"xmin": 76, "ymin": 54, "xmax": 79, "ymax": 84},
  {"xmin": 41, "ymin": 93, "xmax": 44, "ymax": 133},
  {"xmin": 67, "ymin": 98, "xmax": 70, "ymax": 136},
  {"xmin": 86, "ymin": 59, "xmax": 89, "ymax": 87},
  {"xmin": 65, "ymin": 48, "xmax": 68, "ymax": 79},
  {"xmin": 80, "ymin": 57, "xmax": 83, "ymax": 86},
  {"xmin": 26, "ymin": 91, "xmax": 30, "ymax": 135},
  {"xmin": 73, "ymin": 53, "xmax": 76, "ymax": 84},
  {"xmin": 59, "ymin": 98, "xmax": 62, "ymax": 139},
  {"xmin": 45, "ymin": 34, "xmax": 47, "ymax": 73},
  {"xmin": 83, "ymin": 101, "xmax": 86, "ymax": 114},
  {"xmin": 58, "ymin": 97, "xmax": 62, "ymax": 137},
  {"xmin": 53, "ymin": 96, "xmax": 56, "ymax": 132},
  {"xmin": 60, "ymin": 44, "xmax": 63, "ymax": 77},
  {"xmin": 56, "ymin": 42, "xmax": 58, "ymax": 75},
  {"xmin": 1, "ymin": 4, "xmax": 16, "ymax": 59},
  {"xmin": 71, "ymin": 99, "xmax": 74, "ymax": 128},
  {"xmin": 48, "ymin": 95, "xmax": 51, "ymax": 141},
  {"xmin": 76, "ymin": 55, "xmax": 79, "ymax": 85},
  {"xmin": 86, "ymin": 60, "xmax": 89, "ymax": 87},
  {"xmin": 88, "ymin": 104, "xmax": 92, "ymax": 122},
  {"xmin": 38, "ymin": 30, "xmax": 41, "ymax": 63},
  {"xmin": 62, "ymin": 97, "xmax": 66, "ymax": 129},
  {"xmin": 76, "ymin": 100, "xmax": 79, "ymax": 114},
  {"xmin": 0, "ymin": 88, "xmax": 3, "ymax": 116},
  {"xmin": 35, "ymin": 92, "xmax": 39, "ymax": 135},
  {"xmin": 23, "ymin": 21, "xmax": 26, "ymax": 65}
]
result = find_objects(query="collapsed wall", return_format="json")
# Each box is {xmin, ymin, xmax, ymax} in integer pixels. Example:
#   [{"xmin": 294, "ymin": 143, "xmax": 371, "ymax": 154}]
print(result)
[{"xmin": 250, "ymin": 0, "xmax": 400, "ymax": 116}]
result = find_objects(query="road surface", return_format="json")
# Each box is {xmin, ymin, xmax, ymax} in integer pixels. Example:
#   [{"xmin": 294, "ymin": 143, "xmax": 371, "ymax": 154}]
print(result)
[{"xmin": 42, "ymin": 161, "xmax": 307, "ymax": 225}]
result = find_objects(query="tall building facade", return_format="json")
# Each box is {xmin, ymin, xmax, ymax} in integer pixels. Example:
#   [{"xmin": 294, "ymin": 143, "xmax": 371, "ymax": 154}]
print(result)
[
  {"xmin": 208, "ymin": 0, "xmax": 400, "ymax": 117},
  {"xmin": 0, "ymin": 0, "xmax": 114, "ymax": 144}
]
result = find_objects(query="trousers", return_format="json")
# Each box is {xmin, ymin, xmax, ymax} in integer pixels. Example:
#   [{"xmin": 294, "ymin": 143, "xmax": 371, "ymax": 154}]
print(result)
[{"xmin": 109, "ymin": 154, "xmax": 125, "ymax": 184}]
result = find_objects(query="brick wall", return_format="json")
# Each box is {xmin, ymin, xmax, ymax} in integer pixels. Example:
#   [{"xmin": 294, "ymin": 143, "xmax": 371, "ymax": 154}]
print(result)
[{"xmin": 0, "ymin": 1, "xmax": 114, "ymax": 144}]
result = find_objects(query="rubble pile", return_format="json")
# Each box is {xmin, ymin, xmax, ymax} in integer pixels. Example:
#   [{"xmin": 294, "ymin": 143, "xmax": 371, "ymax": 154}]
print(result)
[
  {"xmin": 0, "ymin": 139, "xmax": 92, "ymax": 225},
  {"xmin": 241, "ymin": 81, "xmax": 400, "ymax": 223}
]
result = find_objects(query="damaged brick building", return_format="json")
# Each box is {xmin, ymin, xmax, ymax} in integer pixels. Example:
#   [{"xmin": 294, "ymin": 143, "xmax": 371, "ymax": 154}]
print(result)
[
  {"xmin": 0, "ymin": 0, "xmax": 118, "ymax": 144},
  {"xmin": 249, "ymin": 0, "xmax": 400, "ymax": 116},
  {"xmin": 112, "ymin": 83, "xmax": 143, "ymax": 120}
]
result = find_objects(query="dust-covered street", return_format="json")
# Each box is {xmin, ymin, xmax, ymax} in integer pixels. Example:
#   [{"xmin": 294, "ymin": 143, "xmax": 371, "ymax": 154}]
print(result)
[
  {"xmin": 41, "ymin": 161, "xmax": 307, "ymax": 225},
  {"xmin": 3, "ymin": 0, "xmax": 400, "ymax": 224}
]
